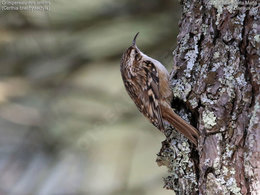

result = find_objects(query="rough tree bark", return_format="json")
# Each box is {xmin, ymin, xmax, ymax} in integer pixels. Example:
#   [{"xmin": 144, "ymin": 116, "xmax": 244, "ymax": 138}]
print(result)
[{"xmin": 156, "ymin": 0, "xmax": 259, "ymax": 194}]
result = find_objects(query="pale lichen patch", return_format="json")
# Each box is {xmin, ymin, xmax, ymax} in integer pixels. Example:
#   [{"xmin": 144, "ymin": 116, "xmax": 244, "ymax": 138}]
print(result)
[
  {"xmin": 189, "ymin": 97, "xmax": 198, "ymax": 109},
  {"xmin": 235, "ymin": 13, "xmax": 246, "ymax": 25},
  {"xmin": 223, "ymin": 144, "xmax": 235, "ymax": 159},
  {"xmin": 211, "ymin": 156, "xmax": 242, "ymax": 195},
  {"xmin": 235, "ymin": 73, "xmax": 247, "ymax": 86},
  {"xmin": 213, "ymin": 157, "xmax": 221, "ymax": 174},
  {"xmin": 202, "ymin": 110, "xmax": 217, "ymax": 128},
  {"xmin": 254, "ymin": 34, "xmax": 260, "ymax": 43},
  {"xmin": 184, "ymin": 50, "xmax": 197, "ymax": 78},
  {"xmin": 226, "ymin": 177, "xmax": 242, "ymax": 195},
  {"xmin": 202, "ymin": 24, "xmax": 208, "ymax": 34},
  {"xmin": 158, "ymin": 128, "xmax": 198, "ymax": 193},
  {"xmin": 206, "ymin": 173, "xmax": 227, "ymax": 194},
  {"xmin": 201, "ymin": 93, "xmax": 215, "ymax": 105},
  {"xmin": 248, "ymin": 101, "xmax": 259, "ymax": 131},
  {"xmin": 249, "ymin": 7, "xmax": 258, "ymax": 16},
  {"xmin": 212, "ymin": 62, "xmax": 222, "ymax": 72},
  {"xmin": 178, "ymin": 33, "xmax": 191, "ymax": 53},
  {"xmin": 208, "ymin": 0, "xmax": 239, "ymax": 25},
  {"xmin": 213, "ymin": 144, "xmax": 242, "ymax": 195},
  {"xmin": 222, "ymin": 166, "xmax": 229, "ymax": 175},
  {"xmin": 184, "ymin": 36, "xmax": 199, "ymax": 78},
  {"xmin": 244, "ymin": 101, "xmax": 260, "ymax": 193},
  {"xmin": 213, "ymin": 52, "xmax": 220, "ymax": 59},
  {"xmin": 171, "ymin": 78, "xmax": 191, "ymax": 101}
]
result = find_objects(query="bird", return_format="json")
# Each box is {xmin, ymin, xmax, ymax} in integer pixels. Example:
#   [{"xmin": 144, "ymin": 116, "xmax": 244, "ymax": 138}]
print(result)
[{"xmin": 120, "ymin": 33, "xmax": 199, "ymax": 146}]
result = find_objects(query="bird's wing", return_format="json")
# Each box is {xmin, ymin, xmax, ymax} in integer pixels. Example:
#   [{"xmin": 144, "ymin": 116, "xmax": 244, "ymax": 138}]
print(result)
[{"xmin": 122, "ymin": 60, "xmax": 164, "ymax": 131}]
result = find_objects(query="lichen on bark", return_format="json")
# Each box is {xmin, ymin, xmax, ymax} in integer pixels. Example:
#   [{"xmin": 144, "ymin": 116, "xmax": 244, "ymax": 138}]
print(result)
[
  {"xmin": 157, "ymin": 128, "xmax": 198, "ymax": 194},
  {"xmin": 157, "ymin": 0, "xmax": 260, "ymax": 194}
]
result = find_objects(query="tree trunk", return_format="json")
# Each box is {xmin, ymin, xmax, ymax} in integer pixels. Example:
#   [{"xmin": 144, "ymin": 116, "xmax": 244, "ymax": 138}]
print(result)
[{"xmin": 156, "ymin": 1, "xmax": 259, "ymax": 194}]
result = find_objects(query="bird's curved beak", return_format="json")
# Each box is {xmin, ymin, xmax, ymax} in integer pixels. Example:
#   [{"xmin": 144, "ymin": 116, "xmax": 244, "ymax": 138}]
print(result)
[{"xmin": 132, "ymin": 32, "xmax": 139, "ymax": 46}]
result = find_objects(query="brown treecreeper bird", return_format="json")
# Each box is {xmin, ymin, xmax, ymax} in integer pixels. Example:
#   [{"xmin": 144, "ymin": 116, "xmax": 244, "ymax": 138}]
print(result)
[{"xmin": 120, "ymin": 33, "xmax": 199, "ymax": 146}]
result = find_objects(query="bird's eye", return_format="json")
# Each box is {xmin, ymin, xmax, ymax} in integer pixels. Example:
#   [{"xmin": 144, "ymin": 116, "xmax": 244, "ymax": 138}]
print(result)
[
  {"xmin": 135, "ymin": 53, "xmax": 141, "ymax": 61},
  {"xmin": 133, "ymin": 49, "xmax": 141, "ymax": 61}
]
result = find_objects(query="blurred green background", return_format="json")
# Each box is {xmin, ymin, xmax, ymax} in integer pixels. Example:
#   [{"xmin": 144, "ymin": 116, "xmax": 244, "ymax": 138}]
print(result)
[{"xmin": 0, "ymin": 0, "xmax": 181, "ymax": 194}]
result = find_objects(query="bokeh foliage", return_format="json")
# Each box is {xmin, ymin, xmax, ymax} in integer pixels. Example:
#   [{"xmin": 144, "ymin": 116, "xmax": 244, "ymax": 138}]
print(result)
[{"xmin": 0, "ymin": 0, "xmax": 181, "ymax": 194}]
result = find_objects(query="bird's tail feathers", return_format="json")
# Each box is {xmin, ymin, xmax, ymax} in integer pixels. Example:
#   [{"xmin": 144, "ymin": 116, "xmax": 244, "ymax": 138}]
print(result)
[{"xmin": 162, "ymin": 107, "xmax": 199, "ymax": 146}]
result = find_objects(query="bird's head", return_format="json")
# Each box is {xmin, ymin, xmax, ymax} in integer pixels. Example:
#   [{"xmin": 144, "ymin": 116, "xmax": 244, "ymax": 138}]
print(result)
[{"xmin": 120, "ymin": 32, "xmax": 142, "ymax": 69}]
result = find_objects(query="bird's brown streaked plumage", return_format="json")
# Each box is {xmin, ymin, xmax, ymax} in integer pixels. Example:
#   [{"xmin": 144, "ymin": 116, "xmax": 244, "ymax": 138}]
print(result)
[{"xmin": 120, "ymin": 33, "xmax": 199, "ymax": 146}]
